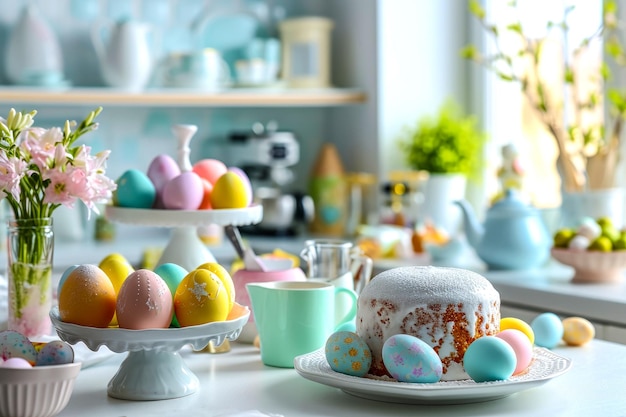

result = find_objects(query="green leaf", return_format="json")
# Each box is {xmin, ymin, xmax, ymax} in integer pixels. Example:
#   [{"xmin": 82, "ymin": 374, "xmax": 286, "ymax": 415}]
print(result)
[{"xmin": 469, "ymin": 0, "xmax": 486, "ymax": 19}]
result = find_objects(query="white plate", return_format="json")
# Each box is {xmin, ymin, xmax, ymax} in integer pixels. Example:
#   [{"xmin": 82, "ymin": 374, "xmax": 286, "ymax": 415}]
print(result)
[
  {"xmin": 105, "ymin": 204, "xmax": 263, "ymax": 228},
  {"xmin": 294, "ymin": 348, "xmax": 572, "ymax": 405}
]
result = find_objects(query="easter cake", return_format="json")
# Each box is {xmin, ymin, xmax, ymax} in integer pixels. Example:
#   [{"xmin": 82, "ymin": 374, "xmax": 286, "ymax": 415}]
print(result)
[{"xmin": 356, "ymin": 266, "xmax": 500, "ymax": 381}]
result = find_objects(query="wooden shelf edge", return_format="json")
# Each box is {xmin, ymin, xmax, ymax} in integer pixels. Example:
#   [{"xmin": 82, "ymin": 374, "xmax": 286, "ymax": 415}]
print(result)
[{"xmin": 0, "ymin": 87, "xmax": 367, "ymax": 107}]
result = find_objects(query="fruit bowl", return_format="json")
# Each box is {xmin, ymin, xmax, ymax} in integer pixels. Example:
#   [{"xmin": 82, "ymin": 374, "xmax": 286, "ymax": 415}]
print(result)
[
  {"xmin": 0, "ymin": 362, "xmax": 81, "ymax": 417},
  {"xmin": 551, "ymin": 248, "xmax": 626, "ymax": 283}
]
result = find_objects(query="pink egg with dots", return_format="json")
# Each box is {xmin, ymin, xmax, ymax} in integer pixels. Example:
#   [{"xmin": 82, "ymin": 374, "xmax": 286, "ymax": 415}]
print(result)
[
  {"xmin": 228, "ymin": 167, "xmax": 253, "ymax": 206},
  {"xmin": 193, "ymin": 159, "xmax": 228, "ymax": 185},
  {"xmin": 496, "ymin": 329, "xmax": 534, "ymax": 375}
]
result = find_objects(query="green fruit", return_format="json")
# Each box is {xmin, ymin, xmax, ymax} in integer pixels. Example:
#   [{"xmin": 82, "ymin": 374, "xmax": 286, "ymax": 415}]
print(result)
[
  {"xmin": 588, "ymin": 236, "xmax": 613, "ymax": 252},
  {"xmin": 596, "ymin": 216, "xmax": 613, "ymax": 229},
  {"xmin": 615, "ymin": 236, "xmax": 626, "ymax": 250},
  {"xmin": 601, "ymin": 225, "xmax": 620, "ymax": 243},
  {"xmin": 553, "ymin": 229, "xmax": 575, "ymax": 248}
]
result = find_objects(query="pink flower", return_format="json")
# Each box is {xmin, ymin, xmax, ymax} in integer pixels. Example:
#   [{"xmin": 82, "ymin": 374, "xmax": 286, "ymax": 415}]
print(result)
[{"xmin": 0, "ymin": 153, "xmax": 28, "ymax": 200}]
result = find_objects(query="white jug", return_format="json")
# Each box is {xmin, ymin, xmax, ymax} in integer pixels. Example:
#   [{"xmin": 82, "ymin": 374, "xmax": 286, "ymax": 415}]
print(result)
[
  {"xmin": 5, "ymin": 5, "xmax": 64, "ymax": 86},
  {"xmin": 92, "ymin": 19, "xmax": 152, "ymax": 90}
]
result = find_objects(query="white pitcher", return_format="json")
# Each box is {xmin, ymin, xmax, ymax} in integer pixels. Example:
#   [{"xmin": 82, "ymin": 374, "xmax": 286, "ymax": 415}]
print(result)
[{"xmin": 92, "ymin": 19, "xmax": 152, "ymax": 90}]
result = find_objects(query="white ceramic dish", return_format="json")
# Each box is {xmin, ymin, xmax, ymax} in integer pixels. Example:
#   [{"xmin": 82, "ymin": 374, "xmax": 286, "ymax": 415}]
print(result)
[
  {"xmin": 50, "ymin": 304, "xmax": 250, "ymax": 400},
  {"xmin": 294, "ymin": 347, "xmax": 571, "ymax": 405},
  {"xmin": 105, "ymin": 204, "xmax": 263, "ymax": 227},
  {"xmin": 0, "ymin": 361, "xmax": 81, "ymax": 417},
  {"xmin": 551, "ymin": 248, "xmax": 626, "ymax": 283}
]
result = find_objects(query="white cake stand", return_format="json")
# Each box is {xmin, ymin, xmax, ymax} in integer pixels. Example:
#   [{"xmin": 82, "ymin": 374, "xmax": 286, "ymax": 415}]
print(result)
[
  {"xmin": 50, "ymin": 304, "xmax": 250, "ymax": 401},
  {"xmin": 105, "ymin": 123, "xmax": 263, "ymax": 271}
]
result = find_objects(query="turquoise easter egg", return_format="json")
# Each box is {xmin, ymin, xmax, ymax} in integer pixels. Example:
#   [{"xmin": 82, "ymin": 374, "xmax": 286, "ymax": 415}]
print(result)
[
  {"xmin": 115, "ymin": 169, "xmax": 156, "ymax": 209},
  {"xmin": 382, "ymin": 334, "xmax": 442, "ymax": 383},
  {"xmin": 154, "ymin": 263, "xmax": 188, "ymax": 327},
  {"xmin": 463, "ymin": 336, "xmax": 517, "ymax": 382},
  {"xmin": 531, "ymin": 312, "xmax": 564, "ymax": 349}
]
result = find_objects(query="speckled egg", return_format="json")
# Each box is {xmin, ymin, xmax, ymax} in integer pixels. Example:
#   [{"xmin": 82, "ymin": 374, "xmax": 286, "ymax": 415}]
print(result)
[
  {"xmin": 562, "ymin": 316, "xmax": 595, "ymax": 346},
  {"xmin": 463, "ymin": 336, "xmax": 517, "ymax": 382},
  {"xmin": 495, "ymin": 329, "xmax": 533, "ymax": 375},
  {"xmin": 35, "ymin": 341, "xmax": 74, "ymax": 366},
  {"xmin": 116, "ymin": 269, "xmax": 174, "ymax": 329},
  {"xmin": 382, "ymin": 334, "xmax": 442, "ymax": 383},
  {"xmin": 0, "ymin": 330, "xmax": 37, "ymax": 365},
  {"xmin": 531, "ymin": 312, "xmax": 564, "ymax": 349},
  {"xmin": 325, "ymin": 331, "xmax": 372, "ymax": 377}
]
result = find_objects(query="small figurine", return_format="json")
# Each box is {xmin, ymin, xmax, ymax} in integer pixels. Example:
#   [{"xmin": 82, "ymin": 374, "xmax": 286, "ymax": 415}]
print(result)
[{"xmin": 493, "ymin": 143, "xmax": 525, "ymax": 203}]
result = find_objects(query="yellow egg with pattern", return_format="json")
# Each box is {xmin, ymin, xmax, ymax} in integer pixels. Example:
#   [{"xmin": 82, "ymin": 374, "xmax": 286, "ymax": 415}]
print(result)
[
  {"xmin": 174, "ymin": 268, "xmax": 230, "ymax": 326},
  {"xmin": 210, "ymin": 172, "xmax": 250, "ymax": 209},
  {"xmin": 196, "ymin": 262, "xmax": 235, "ymax": 311}
]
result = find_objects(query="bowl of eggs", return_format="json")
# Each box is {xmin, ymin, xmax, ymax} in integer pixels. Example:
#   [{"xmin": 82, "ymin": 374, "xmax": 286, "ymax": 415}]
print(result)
[
  {"xmin": 0, "ymin": 330, "xmax": 80, "ymax": 417},
  {"xmin": 552, "ymin": 216, "xmax": 626, "ymax": 283}
]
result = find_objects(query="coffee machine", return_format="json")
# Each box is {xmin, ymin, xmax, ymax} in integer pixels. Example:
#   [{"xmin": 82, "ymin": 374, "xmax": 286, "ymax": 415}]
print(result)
[{"xmin": 228, "ymin": 121, "xmax": 314, "ymax": 236}]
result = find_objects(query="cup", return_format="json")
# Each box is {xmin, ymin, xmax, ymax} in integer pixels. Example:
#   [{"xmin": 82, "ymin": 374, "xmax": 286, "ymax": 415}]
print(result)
[
  {"xmin": 232, "ymin": 267, "xmax": 306, "ymax": 343},
  {"xmin": 308, "ymin": 272, "xmax": 355, "ymax": 327},
  {"xmin": 161, "ymin": 48, "xmax": 230, "ymax": 90},
  {"xmin": 300, "ymin": 239, "xmax": 373, "ymax": 294},
  {"xmin": 246, "ymin": 281, "xmax": 357, "ymax": 368}
]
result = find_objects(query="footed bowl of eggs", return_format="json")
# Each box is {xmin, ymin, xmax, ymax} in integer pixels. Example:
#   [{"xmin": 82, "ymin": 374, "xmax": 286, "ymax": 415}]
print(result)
[{"xmin": 552, "ymin": 216, "xmax": 626, "ymax": 283}]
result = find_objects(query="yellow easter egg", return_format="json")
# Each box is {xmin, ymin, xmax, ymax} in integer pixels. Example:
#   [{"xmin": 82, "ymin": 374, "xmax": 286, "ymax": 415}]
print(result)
[
  {"xmin": 562, "ymin": 317, "xmax": 595, "ymax": 346},
  {"xmin": 196, "ymin": 262, "xmax": 235, "ymax": 311},
  {"xmin": 500, "ymin": 317, "xmax": 535, "ymax": 345},
  {"xmin": 210, "ymin": 172, "xmax": 249, "ymax": 209},
  {"xmin": 174, "ymin": 269, "xmax": 230, "ymax": 326},
  {"xmin": 99, "ymin": 255, "xmax": 135, "ymax": 326}
]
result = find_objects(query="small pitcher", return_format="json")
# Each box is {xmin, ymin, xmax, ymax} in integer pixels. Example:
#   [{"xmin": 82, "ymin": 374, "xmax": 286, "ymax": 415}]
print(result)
[{"xmin": 300, "ymin": 239, "xmax": 372, "ymax": 294}]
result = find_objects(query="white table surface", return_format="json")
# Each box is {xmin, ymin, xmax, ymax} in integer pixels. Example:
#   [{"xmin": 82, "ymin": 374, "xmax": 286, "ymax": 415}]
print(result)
[{"xmin": 57, "ymin": 339, "xmax": 625, "ymax": 417}]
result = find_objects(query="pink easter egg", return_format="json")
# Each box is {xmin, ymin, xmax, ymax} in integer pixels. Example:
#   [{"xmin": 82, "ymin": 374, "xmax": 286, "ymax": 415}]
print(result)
[
  {"xmin": 193, "ymin": 159, "xmax": 228, "ymax": 185},
  {"xmin": 495, "ymin": 329, "xmax": 534, "ymax": 375},
  {"xmin": 162, "ymin": 172, "xmax": 204, "ymax": 210}
]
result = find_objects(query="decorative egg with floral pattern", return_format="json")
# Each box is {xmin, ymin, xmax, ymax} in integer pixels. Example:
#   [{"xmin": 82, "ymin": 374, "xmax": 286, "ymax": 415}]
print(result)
[
  {"xmin": 382, "ymin": 334, "xmax": 443, "ymax": 383},
  {"xmin": 325, "ymin": 331, "xmax": 372, "ymax": 377}
]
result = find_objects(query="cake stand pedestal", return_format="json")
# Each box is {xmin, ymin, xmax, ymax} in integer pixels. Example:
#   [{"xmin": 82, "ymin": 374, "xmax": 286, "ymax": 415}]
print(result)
[{"xmin": 50, "ymin": 304, "xmax": 250, "ymax": 400}]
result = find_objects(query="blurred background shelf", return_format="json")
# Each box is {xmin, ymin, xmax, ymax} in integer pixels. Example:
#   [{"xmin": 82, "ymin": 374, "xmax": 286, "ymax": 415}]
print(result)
[{"xmin": 0, "ymin": 87, "xmax": 367, "ymax": 108}]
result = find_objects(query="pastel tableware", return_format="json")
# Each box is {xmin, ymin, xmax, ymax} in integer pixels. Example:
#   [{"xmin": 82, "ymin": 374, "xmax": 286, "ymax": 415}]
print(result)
[
  {"xmin": 455, "ymin": 189, "xmax": 551, "ymax": 270},
  {"xmin": 161, "ymin": 49, "xmax": 230, "ymax": 90},
  {"xmin": 246, "ymin": 281, "xmax": 357, "ymax": 368},
  {"xmin": 92, "ymin": 18, "xmax": 152, "ymax": 90},
  {"xmin": 233, "ymin": 267, "xmax": 306, "ymax": 343},
  {"xmin": 308, "ymin": 272, "xmax": 356, "ymax": 327}
]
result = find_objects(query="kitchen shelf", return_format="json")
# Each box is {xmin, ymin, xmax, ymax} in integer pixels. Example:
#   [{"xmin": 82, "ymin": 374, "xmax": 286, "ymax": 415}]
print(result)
[{"xmin": 0, "ymin": 86, "xmax": 367, "ymax": 108}]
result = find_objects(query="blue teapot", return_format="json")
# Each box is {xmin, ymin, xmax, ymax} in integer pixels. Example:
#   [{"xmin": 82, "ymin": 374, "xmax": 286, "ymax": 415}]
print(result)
[{"xmin": 455, "ymin": 189, "xmax": 551, "ymax": 270}]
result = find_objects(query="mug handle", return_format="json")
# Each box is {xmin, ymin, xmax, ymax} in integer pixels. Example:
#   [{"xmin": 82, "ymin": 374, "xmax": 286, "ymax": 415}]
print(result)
[
  {"xmin": 333, "ymin": 287, "xmax": 358, "ymax": 328},
  {"xmin": 350, "ymin": 253, "xmax": 373, "ymax": 294}
]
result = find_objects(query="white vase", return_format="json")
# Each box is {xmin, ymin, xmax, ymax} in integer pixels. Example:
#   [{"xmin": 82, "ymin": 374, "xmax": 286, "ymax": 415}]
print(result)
[
  {"xmin": 560, "ymin": 187, "xmax": 626, "ymax": 228},
  {"xmin": 420, "ymin": 173, "xmax": 467, "ymax": 235}
]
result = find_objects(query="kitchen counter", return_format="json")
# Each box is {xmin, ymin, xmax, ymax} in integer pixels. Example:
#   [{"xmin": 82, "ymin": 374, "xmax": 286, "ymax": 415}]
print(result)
[{"xmin": 57, "ymin": 340, "xmax": 625, "ymax": 417}]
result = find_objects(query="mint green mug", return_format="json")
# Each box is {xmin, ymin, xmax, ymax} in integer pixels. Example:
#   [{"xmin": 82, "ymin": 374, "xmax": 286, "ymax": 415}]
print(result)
[{"xmin": 246, "ymin": 280, "xmax": 358, "ymax": 368}]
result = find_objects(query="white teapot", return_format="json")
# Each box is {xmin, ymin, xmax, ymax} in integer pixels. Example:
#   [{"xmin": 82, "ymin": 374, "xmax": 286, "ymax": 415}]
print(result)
[{"xmin": 92, "ymin": 19, "xmax": 152, "ymax": 90}]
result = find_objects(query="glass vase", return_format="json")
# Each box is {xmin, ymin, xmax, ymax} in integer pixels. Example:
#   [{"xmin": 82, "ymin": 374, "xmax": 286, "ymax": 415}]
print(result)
[{"xmin": 7, "ymin": 217, "xmax": 54, "ymax": 338}]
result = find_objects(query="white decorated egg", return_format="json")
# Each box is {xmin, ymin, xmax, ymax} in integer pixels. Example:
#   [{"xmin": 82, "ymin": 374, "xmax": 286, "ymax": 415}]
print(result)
[
  {"xmin": 325, "ymin": 331, "xmax": 372, "ymax": 377},
  {"xmin": 382, "ymin": 334, "xmax": 442, "ymax": 383}
]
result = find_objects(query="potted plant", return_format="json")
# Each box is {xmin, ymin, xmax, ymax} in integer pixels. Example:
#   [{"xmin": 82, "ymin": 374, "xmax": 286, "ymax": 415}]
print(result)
[
  {"xmin": 462, "ymin": 0, "xmax": 626, "ymax": 225},
  {"xmin": 398, "ymin": 100, "xmax": 487, "ymax": 234}
]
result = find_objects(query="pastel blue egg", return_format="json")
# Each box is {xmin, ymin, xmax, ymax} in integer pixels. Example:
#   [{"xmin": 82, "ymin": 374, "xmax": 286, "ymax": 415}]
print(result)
[
  {"xmin": 154, "ymin": 263, "xmax": 188, "ymax": 327},
  {"xmin": 382, "ymin": 334, "xmax": 442, "ymax": 383},
  {"xmin": 36, "ymin": 340, "xmax": 75, "ymax": 366},
  {"xmin": 325, "ymin": 331, "xmax": 372, "ymax": 377},
  {"xmin": 115, "ymin": 169, "xmax": 156, "ymax": 209},
  {"xmin": 531, "ymin": 312, "xmax": 564, "ymax": 349},
  {"xmin": 57, "ymin": 264, "xmax": 79, "ymax": 297},
  {"xmin": 463, "ymin": 336, "xmax": 516, "ymax": 382}
]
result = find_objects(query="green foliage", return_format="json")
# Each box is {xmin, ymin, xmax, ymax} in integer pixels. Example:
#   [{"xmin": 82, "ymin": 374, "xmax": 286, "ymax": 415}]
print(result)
[{"xmin": 398, "ymin": 101, "xmax": 487, "ymax": 176}]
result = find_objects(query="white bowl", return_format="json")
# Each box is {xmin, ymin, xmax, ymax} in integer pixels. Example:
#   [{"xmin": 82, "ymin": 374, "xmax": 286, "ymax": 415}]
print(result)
[
  {"xmin": 0, "ymin": 362, "xmax": 81, "ymax": 417},
  {"xmin": 551, "ymin": 248, "xmax": 626, "ymax": 283}
]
